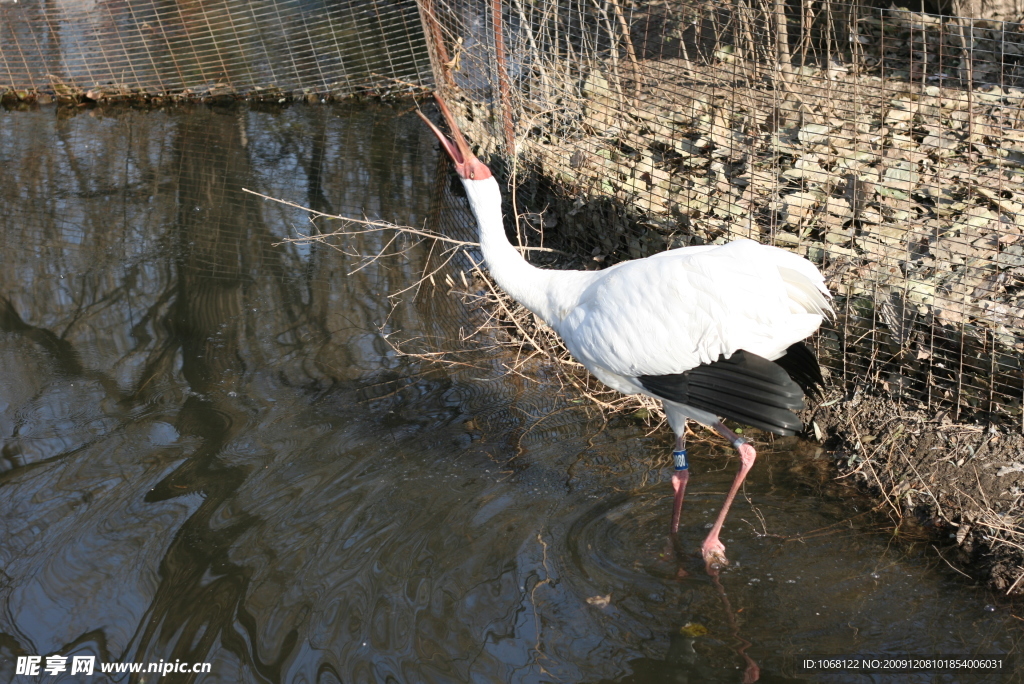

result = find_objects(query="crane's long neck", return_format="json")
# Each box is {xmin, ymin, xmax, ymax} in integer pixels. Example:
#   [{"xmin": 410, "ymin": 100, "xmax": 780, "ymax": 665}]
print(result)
[{"xmin": 463, "ymin": 178, "xmax": 567, "ymax": 324}]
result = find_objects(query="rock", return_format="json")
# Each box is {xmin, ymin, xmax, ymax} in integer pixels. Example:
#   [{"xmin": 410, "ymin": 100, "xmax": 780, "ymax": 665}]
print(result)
[
  {"xmin": 783, "ymin": 155, "xmax": 832, "ymax": 184},
  {"xmin": 859, "ymin": 208, "xmax": 884, "ymax": 224},
  {"xmin": 885, "ymin": 106, "xmax": 915, "ymax": 124},
  {"xmin": 856, "ymin": 237, "xmax": 904, "ymax": 264},
  {"xmin": 931, "ymin": 237, "xmax": 984, "ymax": 265},
  {"xmin": 798, "ymin": 124, "xmax": 831, "ymax": 145},
  {"xmin": 826, "ymin": 196, "xmax": 852, "ymax": 218},
  {"xmin": 1001, "ymin": 245, "xmax": 1024, "ymax": 268},
  {"xmin": 921, "ymin": 134, "xmax": 960, "ymax": 155},
  {"xmin": 906, "ymin": 279, "xmax": 935, "ymax": 305},
  {"xmin": 865, "ymin": 225, "xmax": 908, "ymax": 244},
  {"xmin": 883, "ymin": 161, "xmax": 920, "ymax": 193},
  {"xmin": 953, "ymin": 206, "xmax": 998, "ymax": 234},
  {"xmin": 827, "ymin": 244, "xmax": 857, "ymax": 258},
  {"xmin": 781, "ymin": 190, "xmax": 823, "ymax": 225},
  {"xmin": 825, "ymin": 230, "xmax": 851, "ymax": 244}
]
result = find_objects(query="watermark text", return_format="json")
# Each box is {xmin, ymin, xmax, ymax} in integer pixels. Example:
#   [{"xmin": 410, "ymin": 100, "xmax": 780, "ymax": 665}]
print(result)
[{"xmin": 16, "ymin": 655, "xmax": 212, "ymax": 677}]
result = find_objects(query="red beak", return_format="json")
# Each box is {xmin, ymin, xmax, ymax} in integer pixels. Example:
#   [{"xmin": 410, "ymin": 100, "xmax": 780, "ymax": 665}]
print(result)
[{"xmin": 417, "ymin": 94, "xmax": 493, "ymax": 181}]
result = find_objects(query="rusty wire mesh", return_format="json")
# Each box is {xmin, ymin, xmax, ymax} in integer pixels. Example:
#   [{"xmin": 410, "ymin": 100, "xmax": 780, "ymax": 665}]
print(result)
[
  {"xmin": 0, "ymin": 0, "xmax": 431, "ymax": 97},
  {"xmin": 421, "ymin": 0, "xmax": 1024, "ymax": 430}
]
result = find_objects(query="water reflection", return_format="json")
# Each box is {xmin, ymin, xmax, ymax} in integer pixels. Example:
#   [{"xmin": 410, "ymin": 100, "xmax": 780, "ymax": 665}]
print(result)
[{"xmin": 0, "ymin": 104, "xmax": 1021, "ymax": 683}]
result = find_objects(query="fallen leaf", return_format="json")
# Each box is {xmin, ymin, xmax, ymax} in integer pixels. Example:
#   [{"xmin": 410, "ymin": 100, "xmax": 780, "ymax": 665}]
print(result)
[{"xmin": 679, "ymin": 622, "xmax": 709, "ymax": 637}]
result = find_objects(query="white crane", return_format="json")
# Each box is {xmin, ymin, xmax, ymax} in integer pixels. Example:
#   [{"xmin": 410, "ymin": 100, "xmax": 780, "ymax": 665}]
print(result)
[{"xmin": 418, "ymin": 95, "xmax": 832, "ymax": 572}]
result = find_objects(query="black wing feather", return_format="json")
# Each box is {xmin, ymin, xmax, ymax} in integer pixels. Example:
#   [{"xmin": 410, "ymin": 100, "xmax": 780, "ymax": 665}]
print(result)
[
  {"xmin": 638, "ymin": 345, "xmax": 823, "ymax": 436},
  {"xmin": 773, "ymin": 341, "xmax": 825, "ymax": 397}
]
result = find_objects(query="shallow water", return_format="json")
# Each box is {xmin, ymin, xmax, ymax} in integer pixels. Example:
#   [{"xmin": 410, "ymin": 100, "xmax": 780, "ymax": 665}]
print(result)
[{"xmin": 1, "ymin": 104, "xmax": 1021, "ymax": 684}]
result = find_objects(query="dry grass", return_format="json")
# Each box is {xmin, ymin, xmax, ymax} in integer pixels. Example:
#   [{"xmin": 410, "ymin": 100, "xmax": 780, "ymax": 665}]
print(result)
[{"xmin": 817, "ymin": 391, "xmax": 1024, "ymax": 594}]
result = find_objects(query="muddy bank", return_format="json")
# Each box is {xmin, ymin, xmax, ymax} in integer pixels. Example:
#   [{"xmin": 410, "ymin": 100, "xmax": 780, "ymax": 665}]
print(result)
[
  {"xmin": 808, "ymin": 392, "xmax": 1024, "ymax": 595},
  {"xmin": 0, "ymin": 86, "xmax": 416, "ymax": 112}
]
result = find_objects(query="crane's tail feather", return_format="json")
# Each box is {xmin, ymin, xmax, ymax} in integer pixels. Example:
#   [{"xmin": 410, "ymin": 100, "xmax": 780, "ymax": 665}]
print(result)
[
  {"xmin": 773, "ymin": 341, "xmax": 826, "ymax": 398},
  {"xmin": 638, "ymin": 349, "xmax": 812, "ymax": 436},
  {"xmin": 778, "ymin": 265, "xmax": 832, "ymax": 319}
]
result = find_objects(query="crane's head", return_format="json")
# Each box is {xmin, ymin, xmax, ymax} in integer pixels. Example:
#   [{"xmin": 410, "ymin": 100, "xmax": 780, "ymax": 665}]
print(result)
[{"xmin": 417, "ymin": 94, "xmax": 493, "ymax": 181}]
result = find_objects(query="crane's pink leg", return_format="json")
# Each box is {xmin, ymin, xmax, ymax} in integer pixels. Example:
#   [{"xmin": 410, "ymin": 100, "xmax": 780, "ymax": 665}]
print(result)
[
  {"xmin": 701, "ymin": 421, "xmax": 757, "ymax": 573},
  {"xmin": 669, "ymin": 434, "xmax": 689, "ymax": 533}
]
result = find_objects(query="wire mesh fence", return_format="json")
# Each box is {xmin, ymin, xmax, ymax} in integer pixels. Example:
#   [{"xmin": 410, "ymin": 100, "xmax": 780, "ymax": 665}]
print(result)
[
  {"xmin": 0, "ymin": 0, "xmax": 431, "ymax": 98},
  {"xmin": 4, "ymin": 0, "xmax": 1024, "ymax": 430}
]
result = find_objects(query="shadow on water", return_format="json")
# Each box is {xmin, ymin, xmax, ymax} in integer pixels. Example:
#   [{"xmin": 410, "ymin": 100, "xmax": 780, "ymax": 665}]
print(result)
[{"xmin": 0, "ymin": 103, "xmax": 1022, "ymax": 683}]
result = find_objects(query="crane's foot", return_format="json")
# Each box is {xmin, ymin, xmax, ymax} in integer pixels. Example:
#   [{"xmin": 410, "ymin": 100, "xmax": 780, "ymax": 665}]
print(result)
[
  {"xmin": 699, "ymin": 431, "xmax": 757, "ymax": 575},
  {"xmin": 701, "ymin": 535, "xmax": 728, "ymax": 574}
]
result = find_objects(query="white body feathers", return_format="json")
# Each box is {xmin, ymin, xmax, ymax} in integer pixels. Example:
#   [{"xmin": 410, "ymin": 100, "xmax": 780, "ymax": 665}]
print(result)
[{"xmin": 463, "ymin": 176, "xmax": 832, "ymax": 427}]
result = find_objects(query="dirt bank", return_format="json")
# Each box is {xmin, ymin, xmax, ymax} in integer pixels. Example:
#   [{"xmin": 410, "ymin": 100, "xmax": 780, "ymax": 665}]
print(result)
[{"xmin": 810, "ymin": 391, "xmax": 1024, "ymax": 595}]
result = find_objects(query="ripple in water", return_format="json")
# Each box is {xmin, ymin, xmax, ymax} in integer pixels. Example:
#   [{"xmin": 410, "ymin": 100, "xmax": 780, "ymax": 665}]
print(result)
[{"xmin": 561, "ymin": 484, "xmax": 724, "ymax": 634}]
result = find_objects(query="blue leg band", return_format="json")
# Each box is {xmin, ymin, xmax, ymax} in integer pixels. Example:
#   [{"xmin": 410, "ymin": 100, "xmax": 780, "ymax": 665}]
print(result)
[{"xmin": 672, "ymin": 449, "xmax": 688, "ymax": 471}]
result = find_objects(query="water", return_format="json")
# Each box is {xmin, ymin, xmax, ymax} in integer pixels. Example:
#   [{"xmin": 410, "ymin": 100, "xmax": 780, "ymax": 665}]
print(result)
[{"xmin": 0, "ymin": 103, "xmax": 1021, "ymax": 684}]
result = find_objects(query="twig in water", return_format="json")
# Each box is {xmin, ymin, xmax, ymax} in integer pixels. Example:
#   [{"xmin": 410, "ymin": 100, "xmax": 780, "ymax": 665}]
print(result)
[{"xmin": 931, "ymin": 544, "xmax": 972, "ymax": 579}]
